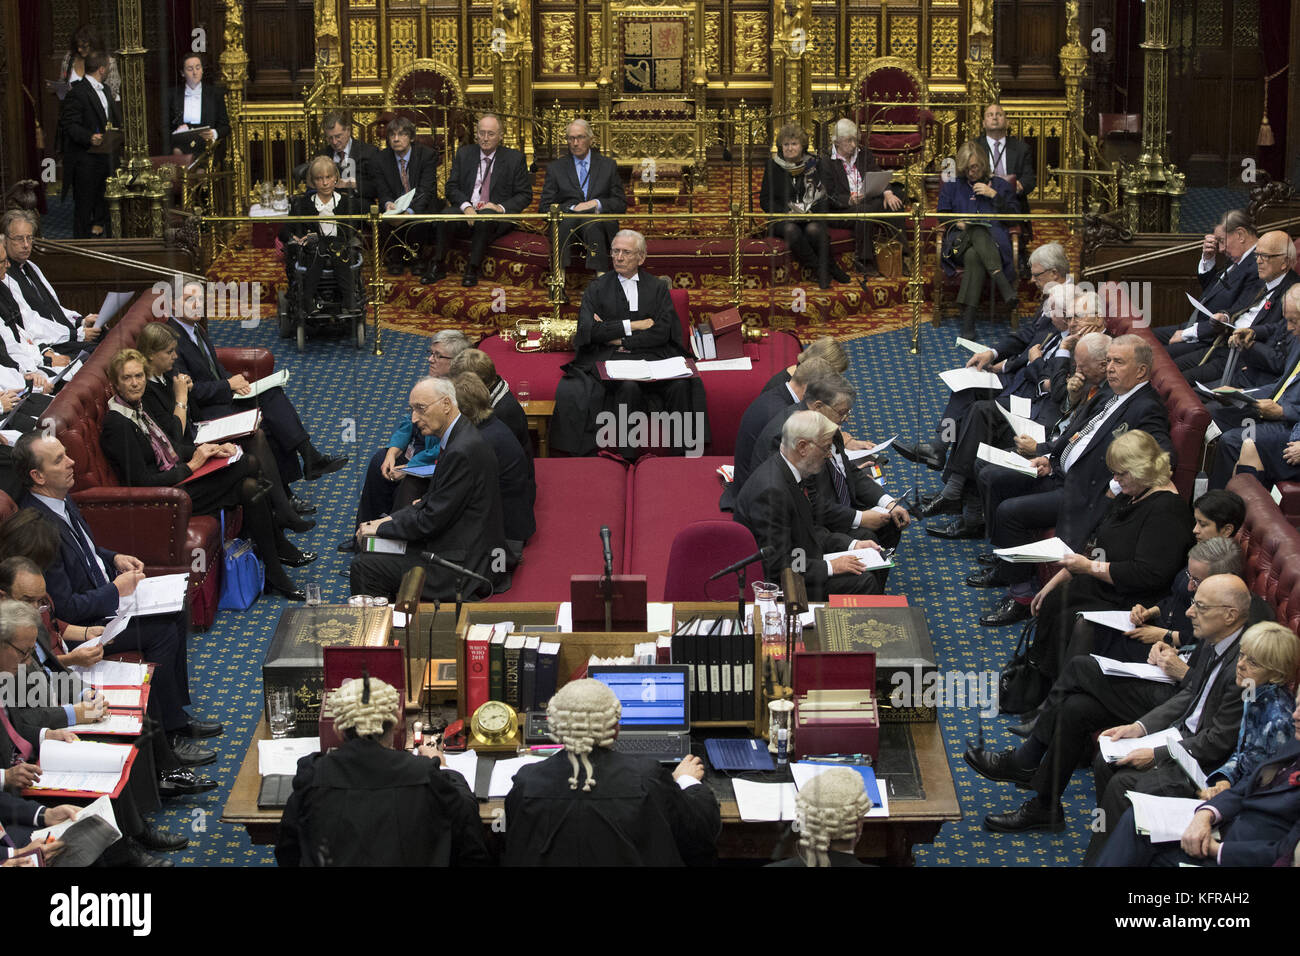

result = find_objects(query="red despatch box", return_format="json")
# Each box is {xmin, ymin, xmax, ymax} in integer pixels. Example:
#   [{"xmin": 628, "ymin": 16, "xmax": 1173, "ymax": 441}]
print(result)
[
  {"xmin": 318, "ymin": 645, "xmax": 407, "ymax": 752},
  {"xmin": 791, "ymin": 651, "xmax": 880, "ymax": 764}
]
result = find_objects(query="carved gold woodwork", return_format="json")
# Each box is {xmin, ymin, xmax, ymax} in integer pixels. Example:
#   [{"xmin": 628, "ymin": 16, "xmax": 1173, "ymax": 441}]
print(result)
[
  {"xmin": 428, "ymin": 15, "xmax": 459, "ymax": 65},
  {"xmin": 847, "ymin": 15, "xmax": 879, "ymax": 77},
  {"xmin": 471, "ymin": 16, "xmax": 494, "ymax": 76},
  {"xmin": 731, "ymin": 10, "xmax": 769, "ymax": 74},
  {"xmin": 889, "ymin": 15, "xmax": 919, "ymax": 63},
  {"xmin": 351, "ymin": 18, "xmax": 380, "ymax": 78},
  {"xmin": 807, "ymin": 15, "xmax": 836, "ymax": 77},
  {"xmin": 703, "ymin": 13, "xmax": 720, "ymax": 74},
  {"xmin": 539, "ymin": 13, "xmax": 578, "ymax": 74},
  {"xmin": 390, "ymin": 17, "xmax": 421, "ymax": 74},
  {"xmin": 930, "ymin": 16, "xmax": 960, "ymax": 77}
]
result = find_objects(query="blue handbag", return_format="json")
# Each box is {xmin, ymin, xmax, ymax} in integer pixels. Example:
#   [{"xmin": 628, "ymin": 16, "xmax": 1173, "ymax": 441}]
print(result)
[{"xmin": 217, "ymin": 511, "xmax": 265, "ymax": 610}]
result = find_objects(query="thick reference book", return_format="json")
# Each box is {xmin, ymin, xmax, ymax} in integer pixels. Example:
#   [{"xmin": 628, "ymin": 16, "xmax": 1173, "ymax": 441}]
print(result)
[
  {"xmin": 813, "ymin": 606, "xmax": 937, "ymax": 721},
  {"xmin": 503, "ymin": 634, "xmax": 526, "ymax": 708},
  {"xmin": 464, "ymin": 624, "xmax": 493, "ymax": 716},
  {"xmin": 261, "ymin": 605, "xmax": 393, "ymax": 737},
  {"xmin": 706, "ymin": 307, "xmax": 746, "ymax": 360}
]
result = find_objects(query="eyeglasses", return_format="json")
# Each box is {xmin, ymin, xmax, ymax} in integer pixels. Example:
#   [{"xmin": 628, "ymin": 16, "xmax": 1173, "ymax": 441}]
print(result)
[
  {"xmin": 610, "ymin": 248, "xmax": 640, "ymax": 258},
  {"xmin": 1256, "ymin": 252, "xmax": 1287, "ymax": 261},
  {"xmin": 428, "ymin": 352, "xmax": 454, "ymax": 362},
  {"xmin": 565, "ymin": 134, "xmax": 590, "ymax": 142},
  {"xmin": 1030, "ymin": 268, "xmax": 1050, "ymax": 279},
  {"xmin": 1190, "ymin": 599, "xmax": 1233, "ymax": 612},
  {"xmin": 3, "ymin": 641, "xmax": 33, "ymax": 663},
  {"xmin": 1186, "ymin": 572, "xmax": 1201, "ymax": 589},
  {"xmin": 408, "ymin": 402, "xmax": 432, "ymax": 415}
]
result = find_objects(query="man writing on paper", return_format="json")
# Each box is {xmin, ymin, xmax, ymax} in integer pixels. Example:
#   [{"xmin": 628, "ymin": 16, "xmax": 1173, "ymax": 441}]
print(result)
[
  {"xmin": 964, "ymin": 574, "xmax": 1250, "ymax": 834},
  {"xmin": 735, "ymin": 410, "xmax": 884, "ymax": 600},
  {"xmin": 349, "ymin": 377, "xmax": 508, "ymax": 602},
  {"xmin": 550, "ymin": 229, "xmax": 707, "ymax": 460}
]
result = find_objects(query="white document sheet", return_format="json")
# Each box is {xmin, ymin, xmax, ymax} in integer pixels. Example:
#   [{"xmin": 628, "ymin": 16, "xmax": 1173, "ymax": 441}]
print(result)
[
  {"xmin": 994, "ymin": 536, "xmax": 1073, "ymax": 562},
  {"xmin": 72, "ymin": 660, "xmax": 148, "ymax": 687},
  {"xmin": 32, "ymin": 795, "xmax": 119, "ymax": 842},
  {"xmin": 695, "ymin": 357, "xmax": 753, "ymax": 372},
  {"xmin": 488, "ymin": 754, "xmax": 547, "ymax": 797},
  {"xmin": 604, "ymin": 357, "xmax": 694, "ymax": 381},
  {"xmin": 381, "ymin": 188, "xmax": 417, "ymax": 216},
  {"xmin": 79, "ymin": 613, "xmax": 132, "ymax": 650},
  {"xmin": 1008, "ymin": 395, "xmax": 1032, "ymax": 418},
  {"xmin": 845, "ymin": 435, "xmax": 897, "ymax": 461},
  {"xmin": 193, "ymin": 409, "xmax": 261, "ymax": 444},
  {"xmin": 94, "ymin": 291, "xmax": 135, "ymax": 329},
  {"xmin": 1090, "ymin": 655, "xmax": 1178, "ymax": 684},
  {"xmin": 1098, "ymin": 727, "xmax": 1182, "ymax": 764},
  {"xmin": 823, "ymin": 548, "xmax": 895, "ymax": 570},
  {"xmin": 955, "ymin": 336, "xmax": 992, "ymax": 354},
  {"xmin": 233, "ymin": 368, "xmax": 290, "ymax": 400},
  {"xmin": 441, "ymin": 749, "xmax": 480, "ymax": 791},
  {"xmin": 995, "ymin": 403, "xmax": 1045, "ymax": 443},
  {"xmin": 1168, "ymin": 739, "xmax": 1209, "ymax": 791},
  {"xmin": 732, "ymin": 779, "xmax": 798, "ymax": 821},
  {"xmin": 940, "ymin": 368, "xmax": 1003, "ymax": 392},
  {"xmin": 66, "ymin": 714, "xmax": 143, "ymax": 735},
  {"xmin": 118, "ymin": 573, "xmax": 188, "ymax": 616},
  {"xmin": 978, "ymin": 442, "xmax": 1039, "ymax": 477},
  {"xmin": 257, "ymin": 737, "xmax": 321, "ymax": 776},
  {"xmin": 1079, "ymin": 610, "xmax": 1137, "ymax": 632},
  {"xmin": 1127, "ymin": 791, "xmax": 1206, "ymax": 843}
]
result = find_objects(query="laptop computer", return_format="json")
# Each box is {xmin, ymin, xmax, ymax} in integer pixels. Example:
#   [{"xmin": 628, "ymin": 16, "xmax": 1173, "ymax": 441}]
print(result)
[{"xmin": 587, "ymin": 664, "xmax": 692, "ymax": 764}]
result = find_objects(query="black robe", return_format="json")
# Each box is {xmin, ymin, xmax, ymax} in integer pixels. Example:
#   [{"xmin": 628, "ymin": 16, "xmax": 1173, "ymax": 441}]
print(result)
[
  {"xmin": 549, "ymin": 268, "xmax": 709, "ymax": 458},
  {"xmin": 503, "ymin": 748, "xmax": 721, "ymax": 866},
  {"xmin": 276, "ymin": 737, "xmax": 491, "ymax": 867}
]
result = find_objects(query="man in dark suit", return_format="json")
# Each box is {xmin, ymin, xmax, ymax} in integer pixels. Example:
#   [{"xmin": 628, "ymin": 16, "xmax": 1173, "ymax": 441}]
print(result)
[
  {"xmin": 537, "ymin": 118, "xmax": 626, "ymax": 275},
  {"xmin": 350, "ymin": 377, "xmax": 508, "ymax": 601},
  {"xmin": 2, "ymin": 210, "xmax": 102, "ymax": 357},
  {"xmin": 1176, "ymin": 230, "xmax": 1296, "ymax": 385},
  {"xmin": 167, "ymin": 280, "xmax": 347, "ymax": 499},
  {"xmin": 735, "ymin": 410, "xmax": 883, "ymax": 601},
  {"xmin": 14, "ymin": 434, "xmax": 220, "ymax": 759},
  {"xmin": 723, "ymin": 356, "xmax": 830, "ymax": 510},
  {"xmin": 966, "ymin": 573, "xmax": 1251, "ymax": 833},
  {"xmin": 1207, "ymin": 285, "xmax": 1300, "ymax": 488},
  {"xmin": 972, "ymin": 334, "xmax": 1172, "ymax": 626},
  {"xmin": 977, "ymin": 103, "xmax": 1036, "ymax": 258},
  {"xmin": 58, "ymin": 51, "xmax": 120, "ymax": 239},
  {"xmin": 425, "ymin": 113, "xmax": 532, "ymax": 287},
  {"xmin": 548, "ymin": 229, "xmax": 708, "ymax": 459},
  {"xmin": 1096, "ymin": 709, "xmax": 1300, "ymax": 866},
  {"xmin": 1157, "ymin": 210, "xmax": 1262, "ymax": 357},
  {"xmin": 373, "ymin": 116, "xmax": 440, "ymax": 275},
  {"xmin": 318, "ymin": 111, "xmax": 379, "ymax": 202},
  {"xmin": 822, "ymin": 118, "xmax": 904, "ymax": 280},
  {"xmin": 167, "ymin": 54, "xmax": 230, "ymax": 156},
  {"xmin": 452, "ymin": 372, "xmax": 535, "ymax": 552}
]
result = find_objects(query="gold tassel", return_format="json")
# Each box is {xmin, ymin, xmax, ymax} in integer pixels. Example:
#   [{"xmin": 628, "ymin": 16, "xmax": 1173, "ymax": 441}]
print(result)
[{"xmin": 1258, "ymin": 65, "xmax": 1289, "ymax": 147}]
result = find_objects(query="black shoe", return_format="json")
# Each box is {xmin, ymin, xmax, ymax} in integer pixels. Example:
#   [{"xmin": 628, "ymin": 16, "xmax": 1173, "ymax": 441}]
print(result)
[
  {"xmin": 965, "ymin": 567, "xmax": 1003, "ymax": 588},
  {"xmin": 265, "ymin": 581, "xmax": 307, "ymax": 602},
  {"xmin": 281, "ymin": 550, "xmax": 318, "ymax": 569},
  {"xmin": 830, "ymin": 262, "xmax": 851, "ymax": 283},
  {"xmin": 817, "ymin": 271, "xmax": 832, "ymax": 290},
  {"xmin": 169, "ymin": 736, "xmax": 217, "ymax": 767},
  {"xmin": 178, "ymin": 719, "xmax": 223, "ymax": 739},
  {"xmin": 138, "ymin": 823, "xmax": 190, "ymax": 851},
  {"xmin": 1008, "ymin": 713, "xmax": 1039, "ymax": 738},
  {"xmin": 158, "ymin": 768, "xmax": 217, "ymax": 799},
  {"xmin": 420, "ymin": 265, "xmax": 447, "ymax": 285},
  {"xmin": 962, "ymin": 746, "xmax": 1035, "ymax": 787},
  {"xmin": 927, "ymin": 517, "xmax": 985, "ymax": 540},
  {"xmin": 291, "ymin": 496, "xmax": 317, "ymax": 516},
  {"xmin": 984, "ymin": 796, "xmax": 1065, "ymax": 833},
  {"xmin": 980, "ymin": 595, "xmax": 1032, "ymax": 627},
  {"xmin": 977, "ymin": 551, "xmax": 996, "ymax": 566},
  {"xmin": 305, "ymin": 454, "xmax": 349, "ymax": 480},
  {"xmin": 285, "ymin": 514, "xmax": 316, "ymax": 534},
  {"xmin": 894, "ymin": 440, "xmax": 946, "ymax": 471},
  {"xmin": 461, "ymin": 269, "xmax": 479, "ymax": 287},
  {"xmin": 337, "ymin": 537, "xmax": 359, "ymax": 553},
  {"xmin": 918, "ymin": 489, "xmax": 945, "ymax": 507},
  {"xmin": 917, "ymin": 494, "xmax": 961, "ymax": 519},
  {"xmin": 109, "ymin": 837, "xmax": 174, "ymax": 867}
]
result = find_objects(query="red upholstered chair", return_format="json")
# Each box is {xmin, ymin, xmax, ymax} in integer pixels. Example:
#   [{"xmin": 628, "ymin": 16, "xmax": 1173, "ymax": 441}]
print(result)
[
  {"xmin": 662, "ymin": 520, "xmax": 761, "ymax": 602},
  {"xmin": 1226, "ymin": 474, "xmax": 1300, "ymax": 629},
  {"xmin": 853, "ymin": 58, "xmax": 933, "ymax": 169},
  {"xmin": 43, "ymin": 290, "xmax": 270, "ymax": 630}
]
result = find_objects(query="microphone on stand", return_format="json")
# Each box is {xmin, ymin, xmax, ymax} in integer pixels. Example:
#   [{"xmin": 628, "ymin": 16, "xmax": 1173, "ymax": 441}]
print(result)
[
  {"xmin": 707, "ymin": 546, "xmax": 774, "ymax": 581},
  {"xmin": 419, "ymin": 551, "xmax": 493, "ymax": 589},
  {"xmin": 599, "ymin": 525, "xmax": 613, "ymax": 579}
]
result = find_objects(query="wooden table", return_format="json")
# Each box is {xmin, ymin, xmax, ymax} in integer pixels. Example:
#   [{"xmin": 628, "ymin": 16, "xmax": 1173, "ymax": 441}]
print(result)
[
  {"xmin": 522, "ymin": 400, "xmax": 554, "ymax": 457},
  {"xmin": 223, "ymin": 717, "xmax": 960, "ymax": 864}
]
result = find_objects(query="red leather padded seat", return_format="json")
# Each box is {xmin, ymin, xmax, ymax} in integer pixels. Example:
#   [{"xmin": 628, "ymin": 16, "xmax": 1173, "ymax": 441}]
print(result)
[
  {"xmin": 488, "ymin": 456, "xmax": 630, "ymax": 602},
  {"xmin": 624, "ymin": 456, "xmax": 731, "ymax": 600},
  {"xmin": 1227, "ymin": 474, "xmax": 1300, "ymax": 639}
]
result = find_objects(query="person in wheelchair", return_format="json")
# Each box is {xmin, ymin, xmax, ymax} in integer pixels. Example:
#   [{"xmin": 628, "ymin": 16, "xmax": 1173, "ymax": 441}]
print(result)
[{"xmin": 280, "ymin": 156, "xmax": 364, "ymax": 314}]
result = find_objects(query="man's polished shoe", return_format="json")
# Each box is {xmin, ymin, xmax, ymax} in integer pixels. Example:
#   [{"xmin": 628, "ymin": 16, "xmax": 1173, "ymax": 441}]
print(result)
[
  {"xmin": 829, "ymin": 262, "xmax": 851, "ymax": 284},
  {"xmin": 158, "ymin": 768, "xmax": 217, "ymax": 799},
  {"xmin": 917, "ymin": 494, "xmax": 961, "ymax": 519},
  {"xmin": 894, "ymin": 439, "xmax": 946, "ymax": 471},
  {"xmin": 962, "ymin": 745, "xmax": 1035, "ymax": 787},
  {"xmin": 462, "ymin": 269, "xmax": 479, "ymax": 287},
  {"xmin": 984, "ymin": 796, "xmax": 1066, "ymax": 833},
  {"xmin": 965, "ymin": 567, "xmax": 1003, "ymax": 588},
  {"xmin": 1008, "ymin": 713, "xmax": 1040, "ymax": 738},
  {"xmin": 110, "ymin": 838, "xmax": 174, "ymax": 867},
  {"xmin": 138, "ymin": 823, "xmax": 190, "ymax": 850},
  {"xmin": 265, "ymin": 581, "xmax": 307, "ymax": 602},
  {"xmin": 282, "ymin": 550, "xmax": 318, "ymax": 569},
  {"xmin": 291, "ymin": 496, "xmax": 317, "ymax": 515},
  {"xmin": 980, "ymin": 596, "xmax": 1032, "ymax": 627},
  {"xmin": 179, "ymin": 719, "xmax": 223, "ymax": 738},
  {"xmin": 169, "ymin": 737, "xmax": 217, "ymax": 766},
  {"xmin": 420, "ymin": 264, "xmax": 447, "ymax": 285},
  {"xmin": 337, "ymin": 537, "xmax": 359, "ymax": 553},
  {"xmin": 306, "ymin": 454, "xmax": 349, "ymax": 480},
  {"xmin": 918, "ymin": 489, "xmax": 945, "ymax": 507},
  {"xmin": 977, "ymin": 551, "xmax": 997, "ymax": 566},
  {"xmin": 927, "ymin": 517, "xmax": 985, "ymax": 540}
]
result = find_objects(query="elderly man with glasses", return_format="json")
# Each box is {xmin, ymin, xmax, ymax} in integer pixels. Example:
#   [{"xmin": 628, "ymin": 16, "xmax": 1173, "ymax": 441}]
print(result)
[{"xmin": 538, "ymin": 118, "xmax": 625, "ymax": 283}]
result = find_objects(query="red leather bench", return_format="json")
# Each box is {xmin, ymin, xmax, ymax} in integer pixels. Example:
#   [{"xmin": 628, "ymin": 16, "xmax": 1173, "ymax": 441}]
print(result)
[
  {"xmin": 479, "ymin": 289, "xmax": 801, "ymax": 458},
  {"xmin": 1227, "ymin": 474, "xmax": 1300, "ymax": 638},
  {"xmin": 42, "ymin": 289, "xmax": 272, "ymax": 631}
]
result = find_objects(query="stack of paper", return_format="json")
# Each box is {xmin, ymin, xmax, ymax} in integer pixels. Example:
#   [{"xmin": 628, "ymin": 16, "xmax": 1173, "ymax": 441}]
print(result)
[
  {"xmin": 994, "ymin": 537, "xmax": 1073, "ymax": 563},
  {"xmin": 696, "ymin": 357, "xmax": 752, "ymax": 372},
  {"xmin": 28, "ymin": 739, "xmax": 131, "ymax": 794},
  {"xmin": 1127, "ymin": 791, "xmax": 1206, "ymax": 843},
  {"xmin": 1098, "ymin": 727, "xmax": 1182, "ymax": 763},
  {"xmin": 118, "ymin": 573, "xmax": 188, "ymax": 616},
  {"xmin": 604, "ymin": 357, "xmax": 694, "ymax": 381},
  {"xmin": 1091, "ymin": 655, "xmax": 1177, "ymax": 684},
  {"xmin": 1168, "ymin": 739, "xmax": 1209, "ymax": 790},
  {"xmin": 193, "ymin": 409, "xmax": 261, "ymax": 443},
  {"xmin": 72, "ymin": 660, "xmax": 149, "ymax": 687},
  {"xmin": 66, "ymin": 714, "xmax": 143, "ymax": 735}
]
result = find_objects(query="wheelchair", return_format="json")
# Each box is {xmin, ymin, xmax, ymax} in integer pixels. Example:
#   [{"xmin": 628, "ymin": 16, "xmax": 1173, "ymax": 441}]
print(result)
[{"xmin": 276, "ymin": 233, "xmax": 370, "ymax": 352}]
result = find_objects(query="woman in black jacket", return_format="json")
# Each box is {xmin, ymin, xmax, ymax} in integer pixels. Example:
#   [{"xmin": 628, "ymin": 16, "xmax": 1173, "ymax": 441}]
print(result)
[
  {"xmin": 280, "ymin": 156, "xmax": 365, "ymax": 311},
  {"xmin": 759, "ymin": 124, "xmax": 849, "ymax": 290},
  {"xmin": 101, "ymin": 349, "xmax": 306, "ymax": 601}
]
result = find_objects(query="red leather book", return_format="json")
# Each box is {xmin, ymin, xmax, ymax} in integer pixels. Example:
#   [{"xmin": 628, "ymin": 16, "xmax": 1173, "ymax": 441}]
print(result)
[
  {"xmin": 464, "ymin": 625, "xmax": 492, "ymax": 717},
  {"xmin": 707, "ymin": 307, "xmax": 746, "ymax": 360}
]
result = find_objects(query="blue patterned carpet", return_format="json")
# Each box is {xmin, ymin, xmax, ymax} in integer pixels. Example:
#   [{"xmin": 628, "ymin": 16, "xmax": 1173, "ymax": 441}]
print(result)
[{"xmin": 148, "ymin": 313, "xmax": 1105, "ymax": 866}]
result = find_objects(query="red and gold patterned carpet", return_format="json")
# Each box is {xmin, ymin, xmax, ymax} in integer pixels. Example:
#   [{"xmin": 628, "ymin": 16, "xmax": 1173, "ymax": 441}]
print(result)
[{"xmin": 209, "ymin": 170, "xmax": 1076, "ymax": 343}]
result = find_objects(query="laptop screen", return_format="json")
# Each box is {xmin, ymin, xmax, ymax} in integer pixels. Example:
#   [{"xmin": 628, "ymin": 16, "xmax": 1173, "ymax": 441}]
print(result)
[{"xmin": 588, "ymin": 666, "xmax": 690, "ymax": 730}]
